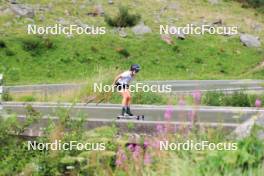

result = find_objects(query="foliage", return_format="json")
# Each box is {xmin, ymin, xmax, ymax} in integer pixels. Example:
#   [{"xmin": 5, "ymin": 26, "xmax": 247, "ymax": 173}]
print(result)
[
  {"xmin": 19, "ymin": 95, "xmax": 36, "ymax": 102},
  {"xmin": 236, "ymin": 0, "xmax": 264, "ymax": 12},
  {"xmin": 202, "ymin": 91, "xmax": 264, "ymax": 107},
  {"xmin": 0, "ymin": 40, "xmax": 6, "ymax": 48},
  {"xmin": 22, "ymin": 37, "xmax": 54, "ymax": 56},
  {"xmin": 105, "ymin": 6, "xmax": 141, "ymax": 27},
  {"xmin": 2, "ymin": 90, "xmax": 13, "ymax": 101},
  {"xmin": 0, "ymin": 106, "xmax": 264, "ymax": 175}
]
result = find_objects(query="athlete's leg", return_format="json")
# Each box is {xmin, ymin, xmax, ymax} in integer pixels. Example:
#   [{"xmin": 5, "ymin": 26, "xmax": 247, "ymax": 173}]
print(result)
[
  {"xmin": 125, "ymin": 90, "xmax": 133, "ymax": 116},
  {"xmin": 121, "ymin": 89, "xmax": 130, "ymax": 106},
  {"xmin": 120, "ymin": 89, "xmax": 129, "ymax": 115},
  {"xmin": 125, "ymin": 90, "xmax": 131, "ymax": 105}
]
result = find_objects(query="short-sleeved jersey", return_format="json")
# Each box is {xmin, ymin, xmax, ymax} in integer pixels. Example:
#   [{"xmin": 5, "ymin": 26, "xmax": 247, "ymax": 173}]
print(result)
[{"xmin": 117, "ymin": 71, "xmax": 133, "ymax": 85}]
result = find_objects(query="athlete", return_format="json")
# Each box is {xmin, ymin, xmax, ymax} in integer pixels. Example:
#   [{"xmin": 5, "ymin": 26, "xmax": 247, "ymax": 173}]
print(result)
[{"xmin": 113, "ymin": 64, "xmax": 141, "ymax": 116}]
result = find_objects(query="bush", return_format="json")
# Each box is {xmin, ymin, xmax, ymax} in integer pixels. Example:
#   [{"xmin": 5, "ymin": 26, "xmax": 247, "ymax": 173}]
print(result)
[
  {"xmin": 5, "ymin": 49, "xmax": 15, "ymax": 56},
  {"xmin": 105, "ymin": 6, "xmax": 141, "ymax": 27},
  {"xmin": 22, "ymin": 38, "xmax": 41, "ymax": 51},
  {"xmin": 202, "ymin": 91, "xmax": 225, "ymax": 106},
  {"xmin": 19, "ymin": 95, "xmax": 36, "ymax": 102},
  {"xmin": 2, "ymin": 90, "xmax": 13, "ymax": 101},
  {"xmin": 22, "ymin": 37, "xmax": 54, "ymax": 56},
  {"xmin": 0, "ymin": 40, "xmax": 6, "ymax": 48},
  {"xmin": 8, "ymin": 67, "xmax": 20, "ymax": 81},
  {"xmin": 236, "ymin": 0, "xmax": 264, "ymax": 12},
  {"xmin": 224, "ymin": 92, "xmax": 251, "ymax": 107},
  {"xmin": 202, "ymin": 91, "xmax": 263, "ymax": 107},
  {"xmin": 116, "ymin": 47, "xmax": 130, "ymax": 58}
]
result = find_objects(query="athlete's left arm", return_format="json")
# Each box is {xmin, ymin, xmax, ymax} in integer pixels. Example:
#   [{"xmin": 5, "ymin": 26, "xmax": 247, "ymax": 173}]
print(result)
[{"xmin": 112, "ymin": 73, "xmax": 122, "ymax": 85}]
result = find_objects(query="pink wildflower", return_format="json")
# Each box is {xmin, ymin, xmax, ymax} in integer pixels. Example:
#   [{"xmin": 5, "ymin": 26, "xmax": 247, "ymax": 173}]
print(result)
[
  {"xmin": 255, "ymin": 99, "xmax": 262, "ymax": 108},
  {"xmin": 144, "ymin": 153, "xmax": 152, "ymax": 165},
  {"xmin": 116, "ymin": 148, "xmax": 126, "ymax": 167},
  {"xmin": 164, "ymin": 105, "xmax": 173, "ymax": 121},
  {"xmin": 192, "ymin": 90, "xmax": 202, "ymax": 104}
]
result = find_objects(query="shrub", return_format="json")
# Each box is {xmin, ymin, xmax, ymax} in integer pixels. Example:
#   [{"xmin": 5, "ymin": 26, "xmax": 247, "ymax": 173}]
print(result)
[
  {"xmin": 202, "ymin": 91, "xmax": 262, "ymax": 107},
  {"xmin": 19, "ymin": 95, "xmax": 36, "ymax": 102},
  {"xmin": 22, "ymin": 37, "xmax": 54, "ymax": 56},
  {"xmin": 2, "ymin": 90, "xmax": 13, "ymax": 101},
  {"xmin": 116, "ymin": 47, "xmax": 130, "ymax": 58},
  {"xmin": 105, "ymin": 6, "xmax": 141, "ymax": 27},
  {"xmin": 78, "ymin": 57, "xmax": 92, "ymax": 63},
  {"xmin": 202, "ymin": 91, "xmax": 225, "ymax": 106},
  {"xmin": 172, "ymin": 45, "xmax": 180, "ymax": 53},
  {"xmin": 44, "ymin": 38, "xmax": 55, "ymax": 49},
  {"xmin": 0, "ymin": 40, "xmax": 6, "ymax": 48},
  {"xmin": 5, "ymin": 49, "xmax": 15, "ymax": 56},
  {"xmin": 194, "ymin": 57, "xmax": 203, "ymax": 64},
  {"xmin": 223, "ymin": 91, "xmax": 251, "ymax": 107},
  {"xmin": 236, "ymin": 0, "xmax": 264, "ymax": 12},
  {"xmin": 8, "ymin": 67, "xmax": 20, "ymax": 81},
  {"xmin": 132, "ymin": 91, "xmax": 166, "ymax": 104},
  {"xmin": 175, "ymin": 64, "xmax": 186, "ymax": 70},
  {"xmin": 22, "ymin": 38, "xmax": 41, "ymax": 51}
]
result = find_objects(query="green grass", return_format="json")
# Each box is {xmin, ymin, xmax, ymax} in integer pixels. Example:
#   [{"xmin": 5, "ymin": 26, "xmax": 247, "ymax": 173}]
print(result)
[
  {"xmin": 0, "ymin": 33, "xmax": 263, "ymax": 85},
  {"xmin": 0, "ymin": 0, "xmax": 263, "ymax": 85}
]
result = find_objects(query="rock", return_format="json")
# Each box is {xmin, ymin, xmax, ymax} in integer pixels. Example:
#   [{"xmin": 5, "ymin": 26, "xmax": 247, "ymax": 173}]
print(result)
[
  {"xmin": 208, "ymin": 0, "xmax": 220, "ymax": 5},
  {"xmin": 0, "ymin": 7, "xmax": 13, "ymax": 16},
  {"xmin": 87, "ymin": 4, "xmax": 104, "ymax": 16},
  {"xmin": 47, "ymin": 3, "xmax": 53, "ymax": 11},
  {"xmin": 169, "ymin": 26, "xmax": 185, "ymax": 40},
  {"xmin": 161, "ymin": 34, "xmax": 174, "ymax": 45},
  {"xmin": 94, "ymin": 4, "xmax": 104, "ymax": 16},
  {"xmin": 79, "ymin": 4, "xmax": 85, "ymax": 9},
  {"xmin": 233, "ymin": 118, "xmax": 255, "ymax": 139},
  {"xmin": 132, "ymin": 22, "xmax": 152, "ymax": 35},
  {"xmin": 64, "ymin": 10, "xmax": 70, "ymax": 16},
  {"xmin": 9, "ymin": 0, "xmax": 18, "ymax": 4},
  {"xmin": 108, "ymin": 0, "xmax": 114, "ymax": 4},
  {"xmin": 234, "ymin": 113, "xmax": 264, "ymax": 139},
  {"xmin": 75, "ymin": 19, "xmax": 89, "ymax": 28},
  {"xmin": 3, "ymin": 22, "xmax": 12, "ymax": 27},
  {"xmin": 211, "ymin": 19, "xmax": 222, "ymax": 25},
  {"xmin": 168, "ymin": 2, "xmax": 180, "ymax": 10},
  {"xmin": 24, "ymin": 18, "xmax": 34, "ymax": 23},
  {"xmin": 118, "ymin": 28, "xmax": 127, "ymax": 38},
  {"xmin": 10, "ymin": 4, "xmax": 35, "ymax": 18},
  {"xmin": 175, "ymin": 31, "xmax": 185, "ymax": 40},
  {"xmin": 39, "ymin": 15, "xmax": 45, "ymax": 22},
  {"xmin": 252, "ymin": 23, "xmax": 262, "ymax": 32},
  {"xmin": 240, "ymin": 34, "xmax": 261, "ymax": 48},
  {"xmin": 159, "ymin": 6, "xmax": 167, "ymax": 15},
  {"xmin": 56, "ymin": 18, "xmax": 70, "ymax": 25}
]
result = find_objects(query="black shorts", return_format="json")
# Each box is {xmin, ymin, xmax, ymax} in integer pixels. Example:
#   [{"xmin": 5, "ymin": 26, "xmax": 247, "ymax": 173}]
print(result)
[{"xmin": 115, "ymin": 82, "xmax": 129, "ymax": 91}]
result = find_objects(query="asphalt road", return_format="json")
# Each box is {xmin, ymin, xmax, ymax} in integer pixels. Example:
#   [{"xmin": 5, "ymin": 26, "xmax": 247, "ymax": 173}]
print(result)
[
  {"xmin": 4, "ymin": 80, "xmax": 264, "ymax": 94},
  {"xmin": 3, "ymin": 102, "xmax": 263, "ymax": 124}
]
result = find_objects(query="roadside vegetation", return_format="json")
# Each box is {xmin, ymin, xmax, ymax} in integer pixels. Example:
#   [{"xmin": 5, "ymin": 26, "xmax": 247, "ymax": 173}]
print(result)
[{"xmin": 0, "ymin": 105, "xmax": 263, "ymax": 175}]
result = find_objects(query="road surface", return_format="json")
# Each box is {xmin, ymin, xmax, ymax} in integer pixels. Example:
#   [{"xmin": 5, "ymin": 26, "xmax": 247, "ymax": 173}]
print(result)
[
  {"xmin": 4, "ymin": 80, "xmax": 264, "ymax": 94},
  {"xmin": 3, "ymin": 102, "xmax": 263, "ymax": 124}
]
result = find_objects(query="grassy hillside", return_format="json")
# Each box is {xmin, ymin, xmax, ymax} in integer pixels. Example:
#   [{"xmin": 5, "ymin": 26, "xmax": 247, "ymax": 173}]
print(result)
[{"xmin": 0, "ymin": 0, "xmax": 264, "ymax": 85}]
